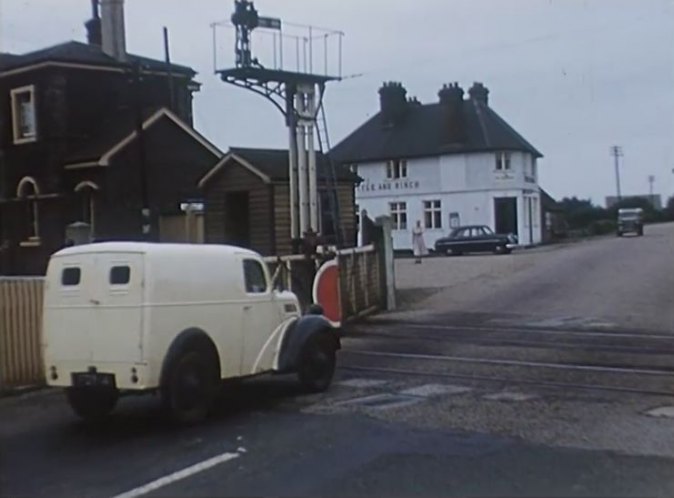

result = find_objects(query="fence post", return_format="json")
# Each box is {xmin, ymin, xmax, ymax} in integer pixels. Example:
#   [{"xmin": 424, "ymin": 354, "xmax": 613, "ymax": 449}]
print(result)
[{"xmin": 374, "ymin": 216, "xmax": 396, "ymax": 310}]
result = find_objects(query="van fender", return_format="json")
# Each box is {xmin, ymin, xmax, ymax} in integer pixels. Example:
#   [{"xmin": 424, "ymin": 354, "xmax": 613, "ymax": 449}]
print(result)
[
  {"xmin": 159, "ymin": 328, "xmax": 222, "ymax": 387},
  {"xmin": 275, "ymin": 315, "xmax": 341, "ymax": 373}
]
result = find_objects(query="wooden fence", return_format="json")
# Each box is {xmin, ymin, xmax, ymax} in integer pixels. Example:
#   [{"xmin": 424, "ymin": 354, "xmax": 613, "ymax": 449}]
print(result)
[
  {"xmin": 264, "ymin": 244, "xmax": 385, "ymax": 322},
  {"xmin": 0, "ymin": 278, "xmax": 44, "ymax": 391}
]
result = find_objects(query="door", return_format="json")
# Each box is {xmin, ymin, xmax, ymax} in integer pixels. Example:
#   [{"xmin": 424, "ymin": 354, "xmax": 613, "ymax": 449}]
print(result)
[
  {"xmin": 92, "ymin": 254, "xmax": 144, "ymax": 363},
  {"xmin": 475, "ymin": 226, "xmax": 496, "ymax": 252},
  {"xmin": 225, "ymin": 191, "xmax": 251, "ymax": 248},
  {"xmin": 494, "ymin": 197, "xmax": 518, "ymax": 236},
  {"xmin": 240, "ymin": 258, "xmax": 277, "ymax": 375}
]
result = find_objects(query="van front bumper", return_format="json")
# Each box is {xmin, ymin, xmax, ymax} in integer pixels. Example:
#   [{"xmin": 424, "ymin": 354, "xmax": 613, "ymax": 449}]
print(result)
[{"xmin": 44, "ymin": 361, "xmax": 153, "ymax": 391}]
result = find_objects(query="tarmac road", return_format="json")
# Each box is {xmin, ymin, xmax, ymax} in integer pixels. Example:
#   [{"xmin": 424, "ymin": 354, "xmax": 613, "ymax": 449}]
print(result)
[{"xmin": 1, "ymin": 223, "xmax": 673, "ymax": 497}]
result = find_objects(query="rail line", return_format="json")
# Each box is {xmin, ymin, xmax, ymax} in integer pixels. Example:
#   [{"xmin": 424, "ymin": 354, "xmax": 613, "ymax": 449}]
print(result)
[
  {"xmin": 342, "ymin": 350, "xmax": 674, "ymax": 376},
  {"xmin": 347, "ymin": 329, "xmax": 674, "ymax": 356},
  {"xmin": 340, "ymin": 364, "xmax": 674, "ymax": 398}
]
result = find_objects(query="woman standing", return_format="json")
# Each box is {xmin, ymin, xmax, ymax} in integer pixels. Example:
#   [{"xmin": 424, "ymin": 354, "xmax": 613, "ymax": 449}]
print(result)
[{"xmin": 412, "ymin": 220, "xmax": 428, "ymax": 264}]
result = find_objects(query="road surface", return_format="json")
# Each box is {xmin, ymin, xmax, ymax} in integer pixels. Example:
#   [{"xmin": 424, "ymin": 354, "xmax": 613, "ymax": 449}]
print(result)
[{"xmin": 1, "ymin": 223, "xmax": 673, "ymax": 497}]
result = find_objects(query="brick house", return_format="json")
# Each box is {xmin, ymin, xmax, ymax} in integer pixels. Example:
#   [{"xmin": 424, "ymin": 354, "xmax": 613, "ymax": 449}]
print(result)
[{"xmin": 0, "ymin": 0, "xmax": 222, "ymax": 274}]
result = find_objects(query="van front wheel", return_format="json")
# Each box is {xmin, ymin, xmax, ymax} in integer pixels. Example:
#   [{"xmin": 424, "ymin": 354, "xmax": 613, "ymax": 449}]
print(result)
[
  {"xmin": 66, "ymin": 387, "xmax": 118, "ymax": 422},
  {"xmin": 162, "ymin": 350, "xmax": 218, "ymax": 425}
]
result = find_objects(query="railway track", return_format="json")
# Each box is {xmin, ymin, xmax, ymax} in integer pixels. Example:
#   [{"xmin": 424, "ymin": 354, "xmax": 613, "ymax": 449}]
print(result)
[{"xmin": 339, "ymin": 321, "xmax": 674, "ymax": 399}]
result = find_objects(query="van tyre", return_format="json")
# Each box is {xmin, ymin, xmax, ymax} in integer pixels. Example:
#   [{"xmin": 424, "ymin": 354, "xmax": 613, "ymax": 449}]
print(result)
[
  {"xmin": 66, "ymin": 387, "xmax": 118, "ymax": 423},
  {"xmin": 162, "ymin": 350, "xmax": 218, "ymax": 425},
  {"xmin": 297, "ymin": 335, "xmax": 336, "ymax": 393}
]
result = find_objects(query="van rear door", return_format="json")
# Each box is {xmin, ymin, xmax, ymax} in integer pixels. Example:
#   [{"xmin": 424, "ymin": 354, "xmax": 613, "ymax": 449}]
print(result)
[
  {"xmin": 45, "ymin": 257, "xmax": 96, "ymax": 362},
  {"xmin": 91, "ymin": 254, "xmax": 144, "ymax": 363}
]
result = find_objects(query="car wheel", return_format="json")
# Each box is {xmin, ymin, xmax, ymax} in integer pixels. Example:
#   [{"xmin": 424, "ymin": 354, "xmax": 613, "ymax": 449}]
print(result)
[
  {"xmin": 494, "ymin": 245, "xmax": 510, "ymax": 255},
  {"xmin": 162, "ymin": 350, "xmax": 218, "ymax": 425},
  {"xmin": 446, "ymin": 248, "xmax": 462, "ymax": 256},
  {"xmin": 616, "ymin": 231, "xmax": 623, "ymax": 237},
  {"xmin": 66, "ymin": 386, "xmax": 118, "ymax": 423},
  {"xmin": 637, "ymin": 227, "xmax": 644, "ymax": 236},
  {"xmin": 297, "ymin": 334, "xmax": 336, "ymax": 393}
]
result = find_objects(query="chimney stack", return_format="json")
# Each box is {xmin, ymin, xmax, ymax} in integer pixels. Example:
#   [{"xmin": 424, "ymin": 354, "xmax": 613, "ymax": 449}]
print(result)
[
  {"xmin": 101, "ymin": 0, "xmax": 126, "ymax": 61},
  {"xmin": 85, "ymin": 0, "xmax": 102, "ymax": 46},
  {"xmin": 468, "ymin": 82, "xmax": 489, "ymax": 106},
  {"xmin": 378, "ymin": 82, "xmax": 408, "ymax": 127},
  {"xmin": 438, "ymin": 83, "xmax": 466, "ymax": 143}
]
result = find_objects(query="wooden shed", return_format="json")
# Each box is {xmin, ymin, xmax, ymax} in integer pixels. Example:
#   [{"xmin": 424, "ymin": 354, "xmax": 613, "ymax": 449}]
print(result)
[{"xmin": 199, "ymin": 148, "xmax": 361, "ymax": 255}]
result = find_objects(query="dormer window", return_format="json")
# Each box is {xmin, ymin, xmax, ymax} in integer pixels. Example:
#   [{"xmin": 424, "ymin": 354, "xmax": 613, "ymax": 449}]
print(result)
[
  {"xmin": 495, "ymin": 152, "xmax": 511, "ymax": 171},
  {"xmin": 386, "ymin": 159, "xmax": 407, "ymax": 179},
  {"xmin": 11, "ymin": 85, "xmax": 37, "ymax": 144}
]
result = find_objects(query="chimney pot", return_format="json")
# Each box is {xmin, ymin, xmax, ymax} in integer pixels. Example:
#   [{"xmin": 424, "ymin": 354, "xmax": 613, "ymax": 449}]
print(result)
[{"xmin": 468, "ymin": 82, "xmax": 489, "ymax": 105}]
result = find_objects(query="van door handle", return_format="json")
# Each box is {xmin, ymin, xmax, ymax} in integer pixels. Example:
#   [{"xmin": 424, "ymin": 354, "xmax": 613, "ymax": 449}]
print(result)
[
  {"xmin": 243, "ymin": 305, "xmax": 252, "ymax": 311},
  {"xmin": 90, "ymin": 299, "xmax": 100, "ymax": 305}
]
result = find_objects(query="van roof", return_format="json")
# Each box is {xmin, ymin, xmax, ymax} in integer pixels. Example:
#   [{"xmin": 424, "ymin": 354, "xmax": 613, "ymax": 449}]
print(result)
[{"xmin": 52, "ymin": 242, "xmax": 260, "ymax": 259}]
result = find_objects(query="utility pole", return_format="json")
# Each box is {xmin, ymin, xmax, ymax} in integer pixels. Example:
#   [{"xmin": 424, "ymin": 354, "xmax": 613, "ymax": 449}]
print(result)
[
  {"xmin": 610, "ymin": 145, "xmax": 623, "ymax": 202},
  {"xmin": 648, "ymin": 175, "xmax": 655, "ymax": 197},
  {"xmin": 132, "ymin": 61, "xmax": 151, "ymax": 240}
]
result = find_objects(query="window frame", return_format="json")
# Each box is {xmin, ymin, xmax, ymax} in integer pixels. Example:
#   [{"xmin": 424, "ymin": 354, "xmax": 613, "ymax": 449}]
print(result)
[
  {"xmin": 423, "ymin": 200, "xmax": 442, "ymax": 229},
  {"xmin": 495, "ymin": 152, "xmax": 512, "ymax": 171},
  {"xmin": 389, "ymin": 202, "xmax": 407, "ymax": 230},
  {"xmin": 386, "ymin": 159, "xmax": 408, "ymax": 179},
  {"xmin": 10, "ymin": 85, "xmax": 37, "ymax": 145},
  {"xmin": 17, "ymin": 176, "xmax": 41, "ymax": 245},
  {"xmin": 243, "ymin": 259, "xmax": 269, "ymax": 294}
]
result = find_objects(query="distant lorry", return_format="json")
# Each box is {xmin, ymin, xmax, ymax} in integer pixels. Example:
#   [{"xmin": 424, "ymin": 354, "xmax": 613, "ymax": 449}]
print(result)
[
  {"xmin": 616, "ymin": 208, "xmax": 644, "ymax": 237},
  {"xmin": 43, "ymin": 243, "xmax": 340, "ymax": 424}
]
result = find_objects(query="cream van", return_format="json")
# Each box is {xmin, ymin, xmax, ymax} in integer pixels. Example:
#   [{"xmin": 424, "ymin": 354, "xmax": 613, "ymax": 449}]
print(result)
[{"xmin": 43, "ymin": 242, "xmax": 340, "ymax": 423}]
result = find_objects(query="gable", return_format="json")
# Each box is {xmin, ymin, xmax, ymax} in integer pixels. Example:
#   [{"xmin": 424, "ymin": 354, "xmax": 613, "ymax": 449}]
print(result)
[{"xmin": 64, "ymin": 108, "xmax": 222, "ymax": 169}]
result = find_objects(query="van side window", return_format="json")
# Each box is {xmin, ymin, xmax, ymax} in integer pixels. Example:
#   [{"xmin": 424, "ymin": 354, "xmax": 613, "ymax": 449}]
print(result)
[
  {"xmin": 61, "ymin": 267, "xmax": 81, "ymax": 286},
  {"xmin": 243, "ymin": 260, "xmax": 268, "ymax": 294},
  {"xmin": 110, "ymin": 266, "xmax": 131, "ymax": 285}
]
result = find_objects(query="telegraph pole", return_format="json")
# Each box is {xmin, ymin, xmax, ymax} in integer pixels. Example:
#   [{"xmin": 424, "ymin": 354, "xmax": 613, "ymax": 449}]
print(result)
[
  {"xmin": 610, "ymin": 145, "xmax": 623, "ymax": 201},
  {"xmin": 648, "ymin": 175, "xmax": 655, "ymax": 197}
]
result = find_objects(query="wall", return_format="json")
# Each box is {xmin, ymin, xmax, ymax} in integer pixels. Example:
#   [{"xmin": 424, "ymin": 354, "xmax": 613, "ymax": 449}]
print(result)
[{"xmin": 203, "ymin": 163, "xmax": 273, "ymax": 255}]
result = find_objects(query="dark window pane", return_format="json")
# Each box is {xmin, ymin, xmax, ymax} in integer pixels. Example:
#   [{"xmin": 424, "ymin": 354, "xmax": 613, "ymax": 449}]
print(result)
[
  {"xmin": 61, "ymin": 267, "xmax": 81, "ymax": 286},
  {"xmin": 424, "ymin": 211, "xmax": 432, "ymax": 228},
  {"xmin": 110, "ymin": 266, "xmax": 130, "ymax": 285},
  {"xmin": 434, "ymin": 211, "xmax": 442, "ymax": 228},
  {"xmin": 244, "ymin": 260, "xmax": 267, "ymax": 293}
]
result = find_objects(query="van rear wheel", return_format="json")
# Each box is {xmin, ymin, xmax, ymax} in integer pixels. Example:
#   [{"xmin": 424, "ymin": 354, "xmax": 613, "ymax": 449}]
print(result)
[
  {"xmin": 162, "ymin": 350, "xmax": 218, "ymax": 425},
  {"xmin": 66, "ymin": 387, "xmax": 118, "ymax": 423},
  {"xmin": 297, "ymin": 335, "xmax": 336, "ymax": 393}
]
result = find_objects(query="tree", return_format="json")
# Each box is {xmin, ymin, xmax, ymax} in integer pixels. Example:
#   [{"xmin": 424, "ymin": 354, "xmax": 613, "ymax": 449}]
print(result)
[
  {"xmin": 665, "ymin": 196, "xmax": 674, "ymax": 221},
  {"xmin": 558, "ymin": 197, "xmax": 607, "ymax": 229}
]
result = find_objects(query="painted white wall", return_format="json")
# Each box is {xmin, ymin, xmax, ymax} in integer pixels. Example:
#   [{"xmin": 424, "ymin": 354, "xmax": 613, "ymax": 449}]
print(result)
[{"xmin": 355, "ymin": 151, "xmax": 542, "ymax": 250}]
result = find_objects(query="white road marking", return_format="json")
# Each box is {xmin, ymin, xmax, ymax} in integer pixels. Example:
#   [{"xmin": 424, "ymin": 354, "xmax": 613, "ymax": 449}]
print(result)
[
  {"xmin": 338, "ymin": 378, "xmax": 389, "ymax": 388},
  {"xmin": 646, "ymin": 406, "xmax": 674, "ymax": 418},
  {"xmin": 110, "ymin": 451, "xmax": 241, "ymax": 498},
  {"xmin": 483, "ymin": 391, "xmax": 538, "ymax": 402},
  {"xmin": 335, "ymin": 393, "xmax": 421, "ymax": 410},
  {"xmin": 344, "ymin": 350, "xmax": 674, "ymax": 377},
  {"xmin": 400, "ymin": 384, "xmax": 471, "ymax": 398}
]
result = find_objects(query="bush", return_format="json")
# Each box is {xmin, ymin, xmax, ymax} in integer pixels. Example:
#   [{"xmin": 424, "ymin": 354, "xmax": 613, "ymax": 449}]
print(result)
[{"xmin": 588, "ymin": 219, "xmax": 616, "ymax": 235}]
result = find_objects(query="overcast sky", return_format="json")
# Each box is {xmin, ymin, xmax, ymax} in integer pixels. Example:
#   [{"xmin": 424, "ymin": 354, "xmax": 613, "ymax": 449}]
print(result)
[{"xmin": 1, "ymin": 0, "xmax": 673, "ymax": 204}]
